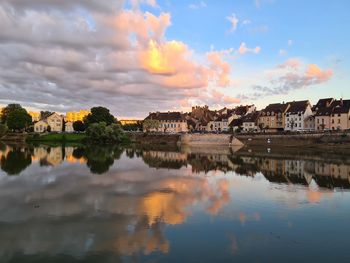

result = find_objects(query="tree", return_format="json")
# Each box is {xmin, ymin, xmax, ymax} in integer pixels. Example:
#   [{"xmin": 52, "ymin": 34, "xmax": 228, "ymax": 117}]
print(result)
[
  {"xmin": 84, "ymin": 106, "xmax": 115, "ymax": 126},
  {"xmin": 86, "ymin": 122, "xmax": 127, "ymax": 144},
  {"xmin": 40, "ymin": 111, "xmax": 53, "ymax": 119},
  {"xmin": 0, "ymin": 124, "xmax": 8, "ymax": 137},
  {"xmin": 5, "ymin": 105, "xmax": 32, "ymax": 131},
  {"xmin": 73, "ymin": 120, "xmax": 86, "ymax": 132},
  {"xmin": 1, "ymin": 104, "xmax": 24, "ymax": 124},
  {"xmin": 143, "ymin": 119, "xmax": 161, "ymax": 132},
  {"xmin": 0, "ymin": 148, "xmax": 32, "ymax": 175}
]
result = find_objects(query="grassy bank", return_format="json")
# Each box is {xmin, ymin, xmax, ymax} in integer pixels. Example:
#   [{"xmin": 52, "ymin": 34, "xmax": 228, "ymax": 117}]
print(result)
[{"xmin": 26, "ymin": 133, "xmax": 86, "ymax": 143}]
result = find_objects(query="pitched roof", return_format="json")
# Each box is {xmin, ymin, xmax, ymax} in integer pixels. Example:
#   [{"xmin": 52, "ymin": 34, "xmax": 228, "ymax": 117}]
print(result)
[
  {"xmin": 332, "ymin": 100, "xmax": 350, "ymax": 114},
  {"xmin": 242, "ymin": 111, "xmax": 261, "ymax": 123},
  {"xmin": 286, "ymin": 100, "xmax": 310, "ymax": 114},
  {"xmin": 144, "ymin": 112, "xmax": 185, "ymax": 121},
  {"xmin": 261, "ymin": 103, "xmax": 289, "ymax": 114},
  {"xmin": 229, "ymin": 118, "xmax": 243, "ymax": 127}
]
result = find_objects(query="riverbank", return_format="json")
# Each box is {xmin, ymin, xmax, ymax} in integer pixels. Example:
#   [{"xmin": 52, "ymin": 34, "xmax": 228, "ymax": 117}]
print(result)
[{"xmin": 128, "ymin": 131, "xmax": 350, "ymax": 149}]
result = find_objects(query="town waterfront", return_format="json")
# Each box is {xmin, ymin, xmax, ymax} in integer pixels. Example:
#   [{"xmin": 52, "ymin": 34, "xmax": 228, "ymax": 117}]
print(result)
[{"xmin": 1, "ymin": 144, "xmax": 350, "ymax": 262}]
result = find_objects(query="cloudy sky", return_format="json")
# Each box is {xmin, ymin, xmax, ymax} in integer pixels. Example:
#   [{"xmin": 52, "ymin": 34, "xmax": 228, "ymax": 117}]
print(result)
[{"xmin": 0, "ymin": 0, "xmax": 349, "ymax": 118}]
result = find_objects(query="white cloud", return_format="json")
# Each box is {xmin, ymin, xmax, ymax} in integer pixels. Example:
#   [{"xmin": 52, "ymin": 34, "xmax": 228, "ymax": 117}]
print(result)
[
  {"xmin": 238, "ymin": 42, "xmax": 261, "ymax": 54},
  {"xmin": 226, "ymin": 13, "xmax": 239, "ymax": 33},
  {"xmin": 188, "ymin": 1, "xmax": 207, "ymax": 9}
]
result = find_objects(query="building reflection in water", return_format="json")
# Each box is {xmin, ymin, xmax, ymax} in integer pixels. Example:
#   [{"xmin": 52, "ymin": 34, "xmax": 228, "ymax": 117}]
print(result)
[{"xmin": 0, "ymin": 144, "xmax": 350, "ymax": 261}]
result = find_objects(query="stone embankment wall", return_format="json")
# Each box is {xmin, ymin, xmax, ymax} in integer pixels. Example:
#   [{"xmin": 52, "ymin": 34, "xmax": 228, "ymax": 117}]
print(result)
[
  {"xmin": 236, "ymin": 132, "xmax": 350, "ymax": 147},
  {"xmin": 181, "ymin": 134, "xmax": 243, "ymax": 146},
  {"xmin": 128, "ymin": 132, "xmax": 181, "ymax": 146},
  {"xmin": 129, "ymin": 133, "xmax": 243, "ymax": 146}
]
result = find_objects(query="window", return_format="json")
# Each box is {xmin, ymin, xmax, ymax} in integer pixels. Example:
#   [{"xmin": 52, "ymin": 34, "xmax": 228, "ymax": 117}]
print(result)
[
  {"xmin": 332, "ymin": 119, "xmax": 334, "ymax": 124},
  {"xmin": 338, "ymin": 119, "xmax": 341, "ymax": 124}
]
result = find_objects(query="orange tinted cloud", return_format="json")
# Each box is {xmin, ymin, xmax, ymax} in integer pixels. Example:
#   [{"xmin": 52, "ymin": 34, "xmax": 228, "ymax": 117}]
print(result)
[{"xmin": 305, "ymin": 64, "xmax": 333, "ymax": 81}]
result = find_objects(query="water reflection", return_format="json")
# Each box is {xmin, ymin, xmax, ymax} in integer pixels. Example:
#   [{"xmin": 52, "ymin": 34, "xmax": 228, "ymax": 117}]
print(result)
[{"xmin": 0, "ymin": 144, "xmax": 350, "ymax": 262}]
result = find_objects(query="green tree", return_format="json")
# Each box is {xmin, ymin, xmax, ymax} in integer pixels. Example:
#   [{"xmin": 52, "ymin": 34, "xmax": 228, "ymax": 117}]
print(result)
[
  {"xmin": 86, "ymin": 122, "xmax": 127, "ymax": 144},
  {"xmin": 0, "ymin": 124, "xmax": 8, "ymax": 137},
  {"xmin": 73, "ymin": 120, "xmax": 86, "ymax": 132},
  {"xmin": 1, "ymin": 104, "xmax": 23, "ymax": 124},
  {"xmin": 84, "ymin": 106, "xmax": 115, "ymax": 126},
  {"xmin": 4, "ymin": 105, "xmax": 32, "ymax": 131},
  {"xmin": 143, "ymin": 119, "xmax": 160, "ymax": 132},
  {"xmin": 0, "ymin": 148, "xmax": 32, "ymax": 175},
  {"xmin": 40, "ymin": 111, "xmax": 53, "ymax": 119}
]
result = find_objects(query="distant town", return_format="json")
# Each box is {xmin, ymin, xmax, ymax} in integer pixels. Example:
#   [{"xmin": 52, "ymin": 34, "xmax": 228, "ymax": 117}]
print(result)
[{"xmin": 0, "ymin": 97, "xmax": 349, "ymax": 134}]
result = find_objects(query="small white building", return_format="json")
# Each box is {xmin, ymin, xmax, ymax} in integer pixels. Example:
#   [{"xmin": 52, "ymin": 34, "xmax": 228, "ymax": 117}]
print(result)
[
  {"xmin": 207, "ymin": 115, "xmax": 229, "ymax": 132},
  {"xmin": 34, "ymin": 120, "xmax": 48, "ymax": 133},
  {"xmin": 65, "ymin": 122, "xmax": 74, "ymax": 133},
  {"xmin": 285, "ymin": 100, "xmax": 313, "ymax": 131},
  {"xmin": 242, "ymin": 111, "xmax": 261, "ymax": 132}
]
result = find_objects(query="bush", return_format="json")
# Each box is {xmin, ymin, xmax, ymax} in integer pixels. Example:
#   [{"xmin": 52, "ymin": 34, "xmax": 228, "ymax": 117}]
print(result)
[
  {"xmin": 86, "ymin": 122, "xmax": 127, "ymax": 144},
  {"xmin": 0, "ymin": 124, "xmax": 8, "ymax": 137}
]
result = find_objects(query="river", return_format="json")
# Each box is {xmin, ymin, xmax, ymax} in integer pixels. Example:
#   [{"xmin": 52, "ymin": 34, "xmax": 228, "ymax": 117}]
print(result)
[{"xmin": 0, "ymin": 143, "xmax": 350, "ymax": 262}]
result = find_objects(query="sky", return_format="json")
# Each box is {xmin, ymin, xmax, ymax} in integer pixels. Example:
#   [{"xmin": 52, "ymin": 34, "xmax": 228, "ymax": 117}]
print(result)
[{"xmin": 0, "ymin": 0, "xmax": 349, "ymax": 118}]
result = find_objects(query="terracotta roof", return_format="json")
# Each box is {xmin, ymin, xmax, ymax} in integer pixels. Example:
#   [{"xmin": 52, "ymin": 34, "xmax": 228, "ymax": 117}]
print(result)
[
  {"xmin": 286, "ymin": 100, "xmax": 310, "ymax": 114},
  {"xmin": 144, "ymin": 112, "xmax": 185, "ymax": 121}
]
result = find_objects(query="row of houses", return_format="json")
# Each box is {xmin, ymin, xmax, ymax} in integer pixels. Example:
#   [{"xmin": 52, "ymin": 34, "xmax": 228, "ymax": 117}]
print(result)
[{"xmin": 143, "ymin": 98, "xmax": 350, "ymax": 133}]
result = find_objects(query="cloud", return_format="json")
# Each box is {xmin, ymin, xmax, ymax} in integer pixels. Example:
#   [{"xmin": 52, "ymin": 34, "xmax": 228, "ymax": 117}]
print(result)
[
  {"xmin": 188, "ymin": 1, "xmax": 207, "ymax": 9},
  {"xmin": 238, "ymin": 42, "xmax": 261, "ymax": 54},
  {"xmin": 279, "ymin": 49, "xmax": 287, "ymax": 56},
  {"xmin": 0, "ymin": 0, "xmax": 236, "ymax": 118},
  {"xmin": 240, "ymin": 58, "xmax": 333, "ymax": 100},
  {"xmin": 226, "ymin": 13, "xmax": 239, "ymax": 33},
  {"xmin": 288, "ymin": 39, "xmax": 293, "ymax": 46}
]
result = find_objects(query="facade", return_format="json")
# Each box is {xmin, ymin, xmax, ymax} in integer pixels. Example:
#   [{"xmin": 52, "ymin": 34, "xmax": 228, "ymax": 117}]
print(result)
[
  {"xmin": 314, "ymin": 98, "xmax": 335, "ymax": 131},
  {"xmin": 330, "ymin": 100, "xmax": 350, "ymax": 130},
  {"xmin": 285, "ymin": 100, "xmax": 313, "ymax": 131},
  {"xmin": 120, "ymin": 120, "xmax": 140, "ymax": 126},
  {"xmin": 34, "ymin": 120, "xmax": 48, "ymax": 133},
  {"xmin": 207, "ymin": 115, "xmax": 229, "ymax": 132},
  {"xmin": 34, "ymin": 112, "xmax": 64, "ymax": 133},
  {"xmin": 242, "ymin": 111, "xmax": 261, "ymax": 132},
  {"xmin": 143, "ymin": 112, "xmax": 188, "ymax": 133},
  {"xmin": 258, "ymin": 103, "xmax": 290, "ymax": 131},
  {"xmin": 47, "ymin": 113, "xmax": 64, "ymax": 132},
  {"xmin": 304, "ymin": 115, "xmax": 315, "ymax": 131},
  {"xmin": 65, "ymin": 122, "xmax": 74, "ymax": 133},
  {"xmin": 65, "ymin": 110, "xmax": 90, "ymax": 122}
]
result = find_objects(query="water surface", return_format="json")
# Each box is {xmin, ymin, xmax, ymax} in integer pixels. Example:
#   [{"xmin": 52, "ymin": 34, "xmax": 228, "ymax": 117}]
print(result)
[{"xmin": 1, "ymin": 143, "xmax": 350, "ymax": 262}]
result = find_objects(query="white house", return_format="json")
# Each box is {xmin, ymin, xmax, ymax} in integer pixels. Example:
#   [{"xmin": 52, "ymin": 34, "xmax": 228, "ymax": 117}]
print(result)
[
  {"xmin": 242, "ymin": 111, "xmax": 261, "ymax": 132},
  {"xmin": 47, "ymin": 113, "xmax": 64, "ymax": 132},
  {"xmin": 34, "ymin": 120, "xmax": 48, "ymax": 133},
  {"xmin": 34, "ymin": 112, "xmax": 64, "ymax": 133},
  {"xmin": 285, "ymin": 100, "xmax": 313, "ymax": 131},
  {"xmin": 207, "ymin": 115, "xmax": 229, "ymax": 132},
  {"xmin": 65, "ymin": 121, "xmax": 74, "ymax": 133}
]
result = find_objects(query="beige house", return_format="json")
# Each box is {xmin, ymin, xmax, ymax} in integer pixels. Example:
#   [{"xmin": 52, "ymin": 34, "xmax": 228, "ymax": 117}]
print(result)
[
  {"xmin": 242, "ymin": 111, "xmax": 261, "ymax": 132},
  {"xmin": 143, "ymin": 112, "xmax": 189, "ymax": 133},
  {"xmin": 34, "ymin": 120, "xmax": 48, "ymax": 133},
  {"xmin": 258, "ymin": 103, "xmax": 290, "ymax": 131},
  {"xmin": 314, "ymin": 98, "xmax": 334, "ymax": 131},
  {"xmin": 65, "ymin": 110, "xmax": 90, "ymax": 122},
  {"xmin": 34, "ymin": 112, "xmax": 64, "ymax": 133},
  {"xmin": 330, "ymin": 99, "xmax": 350, "ymax": 130},
  {"xmin": 28, "ymin": 111, "xmax": 40, "ymax": 122},
  {"xmin": 47, "ymin": 113, "xmax": 64, "ymax": 132}
]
